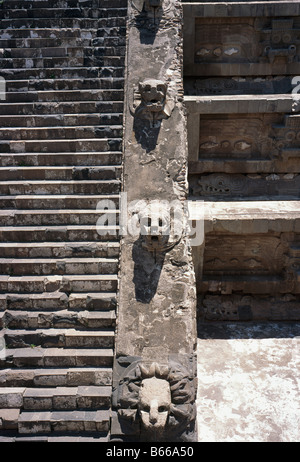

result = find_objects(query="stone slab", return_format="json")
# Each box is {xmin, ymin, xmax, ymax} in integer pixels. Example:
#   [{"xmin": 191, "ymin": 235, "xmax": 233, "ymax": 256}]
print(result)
[{"xmin": 196, "ymin": 322, "xmax": 300, "ymax": 442}]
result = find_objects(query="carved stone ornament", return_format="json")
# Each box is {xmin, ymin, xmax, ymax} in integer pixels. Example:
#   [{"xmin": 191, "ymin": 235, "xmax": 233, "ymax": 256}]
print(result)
[
  {"xmin": 116, "ymin": 361, "xmax": 197, "ymax": 440},
  {"xmin": 137, "ymin": 200, "xmax": 183, "ymax": 254},
  {"xmin": 132, "ymin": 79, "xmax": 174, "ymax": 126}
]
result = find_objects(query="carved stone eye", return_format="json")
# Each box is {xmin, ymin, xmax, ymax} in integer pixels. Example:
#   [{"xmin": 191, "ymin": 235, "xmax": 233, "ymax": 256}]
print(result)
[
  {"xmin": 158, "ymin": 406, "xmax": 168, "ymax": 412},
  {"xmin": 272, "ymin": 33, "xmax": 281, "ymax": 44}
]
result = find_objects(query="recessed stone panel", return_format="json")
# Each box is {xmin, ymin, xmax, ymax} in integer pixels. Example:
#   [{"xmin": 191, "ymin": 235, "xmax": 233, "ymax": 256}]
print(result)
[
  {"xmin": 184, "ymin": 6, "xmax": 300, "ymax": 76},
  {"xmin": 188, "ymin": 112, "xmax": 300, "ymax": 176},
  {"xmin": 199, "ymin": 231, "xmax": 300, "ymax": 295}
]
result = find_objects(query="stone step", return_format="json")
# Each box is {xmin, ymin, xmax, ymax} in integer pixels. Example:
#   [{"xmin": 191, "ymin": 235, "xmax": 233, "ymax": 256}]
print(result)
[
  {"xmin": 0, "ymin": 386, "xmax": 111, "ymax": 411},
  {"xmin": 1, "ymin": 0, "xmax": 128, "ymax": 9},
  {"xmin": 0, "ymin": 258, "xmax": 118, "ymax": 276},
  {"xmin": 0, "ymin": 26, "xmax": 126, "ymax": 41},
  {"xmin": 0, "ymin": 28, "xmax": 95, "ymax": 40},
  {"xmin": 0, "ymin": 152, "xmax": 122, "ymax": 167},
  {"xmin": 0, "ymin": 17, "xmax": 126, "ymax": 30},
  {"xmin": 0, "ymin": 138, "xmax": 122, "ymax": 153},
  {"xmin": 0, "ymin": 209, "xmax": 120, "ymax": 227},
  {"xmin": 1, "ymin": 310, "xmax": 116, "ymax": 330},
  {"xmin": 0, "ymin": 226, "xmax": 119, "ymax": 243},
  {"xmin": 0, "ymin": 101, "xmax": 123, "ymax": 115},
  {"xmin": 0, "ymin": 55, "xmax": 124, "ymax": 70},
  {"xmin": 1, "ymin": 347, "xmax": 114, "ymax": 368},
  {"xmin": 3, "ymin": 329, "xmax": 115, "ymax": 349},
  {"xmin": 0, "ymin": 56, "xmax": 85, "ymax": 69},
  {"xmin": 84, "ymin": 56, "xmax": 125, "ymax": 68},
  {"xmin": 0, "ymin": 193, "xmax": 120, "ymax": 209},
  {"xmin": 0, "ymin": 435, "xmax": 109, "ymax": 442},
  {"xmin": 18, "ymin": 409, "xmax": 110, "ymax": 433},
  {"xmin": 2, "ymin": 89, "xmax": 124, "ymax": 103},
  {"xmin": 2, "ymin": 0, "xmax": 128, "ymax": 8},
  {"xmin": 0, "ymin": 66, "xmax": 124, "ymax": 80},
  {"xmin": 4, "ymin": 46, "xmax": 85, "ymax": 59},
  {"xmin": 0, "ymin": 408, "xmax": 19, "ymax": 430},
  {"xmin": 0, "ymin": 367, "xmax": 112, "ymax": 388},
  {"xmin": 0, "ymin": 165, "xmax": 122, "ymax": 180},
  {"xmin": 25, "ymin": 386, "xmax": 111, "ymax": 410},
  {"xmin": 0, "ymin": 241, "xmax": 119, "ymax": 259},
  {"xmin": 0, "ymin": 386, "xmax": 111, "ymax": 410},
  {"xmin": 0, "ymin": 37, "xmax": 93, "ymax": 49},
  {"xmin": 4, "ymin": 45, "xmax": 126, "ymax": 59},
  {"xmin": 0, "ymin": 180, "xmax": 120, "ymax": 195},
  {"xmin": 0, "ymin": 274, "xmax": 118, "ymax": 293},
  {"xmin": 0, "ymin": 7, "xmax": 128, "ymax": 20},
  {"xmin": 0, "ymin": 113, "xmax": 123, "ymax": 128},
  {"xmin": 4, "ymin": 78, "xmax": 124, "ymax": 93},
  {"xmin": 0, "ymin": 125, "xmax": 123, "ymax": 140},
  {"xmin": 0, "ymin": 36, "xmax": 125, "ymax": 49},
  {"xmin": 0, "ymin": 292, "xmax": 117, "ymax": 312}
]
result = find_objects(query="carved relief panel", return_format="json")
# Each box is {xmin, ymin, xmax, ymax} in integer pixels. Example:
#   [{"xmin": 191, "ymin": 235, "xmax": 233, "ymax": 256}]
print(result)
[
  {"xmin": 197, "ymin": 114, "xmax": 280, "ymax": 161},
  {"xmin": 195, "ymin": 18, "xmax": 259, "ymax": 64},
  {"xmin": 200, "ymin": 233, "xmax": 300, "ymax": 295},
  {"xmin": 189, "ymin": 173, "xmax": 300, "ymax": 199},
  {"xmin": 203, "ymin": 235, "xmax": 287, "ymax": 277},
  {"xmin": 198, "ymin": 233, "xmax": 300, "ymax": 317}
]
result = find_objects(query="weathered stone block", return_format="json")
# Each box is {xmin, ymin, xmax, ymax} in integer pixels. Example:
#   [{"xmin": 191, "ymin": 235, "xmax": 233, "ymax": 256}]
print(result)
[{"xmin": 0, "ymin": 409, "xmax": 19, "ymax": 430}]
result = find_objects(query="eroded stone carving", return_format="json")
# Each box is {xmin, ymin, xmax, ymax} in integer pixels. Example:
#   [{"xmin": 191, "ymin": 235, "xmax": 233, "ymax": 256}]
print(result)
[
  {"xmin": 192, "ymin": 16, "xmax": 300, "ymax": 75},
  {"xmin": 133, "ymin": 79, "xmax": 174, "ymax": 126},
  {"xmin": 272, "ymin": 114, "xmax": 300, "ymax": 159},
  {"xmin": 198, "ymin": 115, "xmax": 278, "ymax": 160},
  {"xmin": 203, "ymin": 234, "xmax": 287, "ymax": 276},
  {"xmin": 260, "ymin": 18, "xmax": 298, "ymax": 64},
  {"xmin": 115, "ymin": 360, "xmax": 197, "ymax": 441}
]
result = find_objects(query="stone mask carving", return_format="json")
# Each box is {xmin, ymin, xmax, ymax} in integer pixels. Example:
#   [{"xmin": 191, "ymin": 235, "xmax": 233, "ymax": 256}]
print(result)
[
  {"xmin": 140, "ymin": 79, "xmax": 167, "ymax": 113},
  {"xmin": 138, "ymin": 201, "xmax": 182, "ymax": 254},
  {"xmin": 138, "ymin": 377, "xmax": 171, "ymax": 431},
  {"xmin": 115, "ymin": 360, "xmax": 197, "ymax": 441},
  {"xmin": 133, "ymin": 79, "xmax": 174, "ymax": 126}
]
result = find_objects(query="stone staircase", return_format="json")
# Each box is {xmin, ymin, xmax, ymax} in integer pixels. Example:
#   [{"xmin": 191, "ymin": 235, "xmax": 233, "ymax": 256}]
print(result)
[{"xmin": 0, "ymin": 0, "xmax": 127, "ymax": 441}]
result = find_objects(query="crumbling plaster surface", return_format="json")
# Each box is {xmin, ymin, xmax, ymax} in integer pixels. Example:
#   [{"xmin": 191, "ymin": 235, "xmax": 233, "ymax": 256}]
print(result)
[{"xmin": 196, "ymin": 322, "xmax": 300, "ymax": 442}]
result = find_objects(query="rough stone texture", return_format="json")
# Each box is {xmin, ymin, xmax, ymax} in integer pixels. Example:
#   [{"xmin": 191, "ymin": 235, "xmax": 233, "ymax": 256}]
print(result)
[
  {"xmin": 112, "ymin": 0, "xmax": 198, "ymax": 442},
  {"xmin": 196, "ymin": 322, "xmax": 300, "ymax": 442}
]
